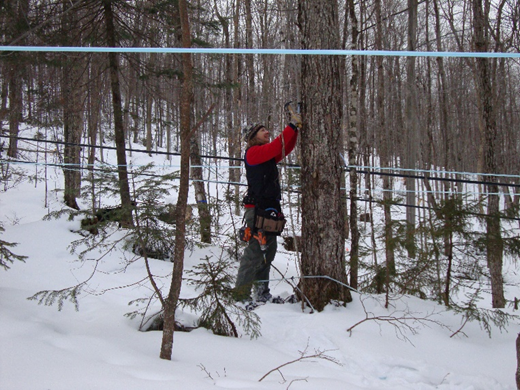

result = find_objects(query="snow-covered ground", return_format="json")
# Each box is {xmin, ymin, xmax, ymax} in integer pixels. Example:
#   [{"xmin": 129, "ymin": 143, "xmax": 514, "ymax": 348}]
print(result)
[{"xmin": 1, "ymin": 148, "xmax": 518, "ymax": 390}]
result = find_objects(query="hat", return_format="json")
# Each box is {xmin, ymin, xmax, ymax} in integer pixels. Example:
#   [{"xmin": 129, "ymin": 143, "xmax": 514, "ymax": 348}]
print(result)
[{"xmin": 243, "ymin": 124, "xmax": 265, "ymax": 142}]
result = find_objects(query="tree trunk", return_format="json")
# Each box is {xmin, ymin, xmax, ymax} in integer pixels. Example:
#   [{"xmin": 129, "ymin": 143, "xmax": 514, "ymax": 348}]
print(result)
[
  {"xmin": 432, "ymin": 0, "xmax": 455, "ymax": 258},
  {"xmin": 0, "ymin": 68, "xmax": 7, "ymax": 126},
  {"xmin": 7, "ymin": 66, "xmax": 22, "ymax": 158},
  {"xmin": 160, "ymin": 0, "xmax": 193, "ymax": 360},
  {"xmin": 405, "ymin": 0, "xmax": 418, "ymax": 258},
  {"xmin": 231, "ymin": 0, "xmax": 243, "ymax": 216},
  {"xmin": 145, "ymin": 53, "xmax": 157, "ymax": 154},
  {"xmin": 87, "ymin": 57, "xmax": 103, "ymax": 167},
  {"xmin": 346, "ymin": 0, "xmax": 360, "ymax": 290},
  {"xmin": 298, "ymin": 0, "xmax": 352, "ymax": 312},
  {"xmin": 102, "ymin": 0, "xmax": 133, "ymax": 228},
  {"xmin": 472, "ymin": 0, "xmax": 505, "ymax": 308},
  {"xmin": 190, "ymin": 134, "xmax": 211, "ymax": 244},
  {"xmin": 214, "ymin": 0, "xmax": 241, "ymax": 216},
  {"xmin": 6, "ymin": 0, "xmax": 29, "ymax": 159},
  {"xmin": 244, "ymin": 0, "xmax": 257, "ymax": 122},
  {"xmin": 62, "ymin": 55, "xmax": 84, "ymax": 210},
  {"xmin": 375, "ymin": 0, "xmax": 395, "ymax": 286},
  {"xmin": 62, "ymin": 0, "xmax": 85, "ymax": 210}
]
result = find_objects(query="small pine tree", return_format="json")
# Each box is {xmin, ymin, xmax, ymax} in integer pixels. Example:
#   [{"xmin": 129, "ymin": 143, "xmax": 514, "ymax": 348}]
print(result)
[
  {"xmin": 181, "ymin": 254, "xmax": 261, "ymax": 339},
  {"xmin": 0, "ymin": 224, "xmax": 28, "ymax": 271},
  {"xmin": 449, "ymin": 297, "xmax": 517, "ymax": 337},
  {"xmin": 31, "ymin": 163, "xmax": 182, "ymax": 310}
]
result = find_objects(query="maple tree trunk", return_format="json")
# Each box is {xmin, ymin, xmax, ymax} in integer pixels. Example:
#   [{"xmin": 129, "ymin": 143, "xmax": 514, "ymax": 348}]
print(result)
[{"xmin": 298, "ymin": 0, "xmax": 352, "ymax": 312}]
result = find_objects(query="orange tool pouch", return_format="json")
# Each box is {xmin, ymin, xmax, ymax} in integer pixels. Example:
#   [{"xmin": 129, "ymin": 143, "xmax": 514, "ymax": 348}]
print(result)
[{"xmin": 239, "ymin": 226, "xmax": 252, "ymax": 242}]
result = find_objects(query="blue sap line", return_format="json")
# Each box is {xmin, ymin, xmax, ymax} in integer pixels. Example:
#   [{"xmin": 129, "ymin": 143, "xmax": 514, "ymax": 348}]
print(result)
[{"xmin": 1, "ymin": 46, "xmax": 520, "ymax": 58}]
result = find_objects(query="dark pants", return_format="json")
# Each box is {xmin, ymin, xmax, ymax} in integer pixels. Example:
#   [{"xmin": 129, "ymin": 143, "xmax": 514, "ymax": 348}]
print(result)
[{"xmin": 235, "ymin": 207, "xmax": 278, "ymax": 300}]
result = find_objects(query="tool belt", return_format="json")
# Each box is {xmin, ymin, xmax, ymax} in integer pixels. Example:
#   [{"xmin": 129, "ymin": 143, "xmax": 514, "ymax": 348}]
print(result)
[{"xmin": 255, "ymin": 207, "xmax": 286, "ymax": 235}]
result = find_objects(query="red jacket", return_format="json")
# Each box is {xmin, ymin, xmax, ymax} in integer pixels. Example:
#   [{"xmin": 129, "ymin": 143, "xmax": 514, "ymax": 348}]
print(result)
[
  {"xmin": 245, "ymin": 124, "xmax": 298, "ymax": 166},
  {"xmin": 244, "ymin": 124, "xmax": 298, "ymax": 209}
]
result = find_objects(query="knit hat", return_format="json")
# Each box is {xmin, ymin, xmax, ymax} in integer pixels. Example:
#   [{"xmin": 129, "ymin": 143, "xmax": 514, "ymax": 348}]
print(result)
[{"xmin": 242, "ymin": 124, "xmax": 265, "ymax": 142}]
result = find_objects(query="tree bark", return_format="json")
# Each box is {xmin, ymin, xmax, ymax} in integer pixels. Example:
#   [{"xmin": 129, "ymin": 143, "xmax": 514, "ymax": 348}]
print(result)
[
  {"xmin": 62, "ymin": 56, "xmax": 84, "ymax": 210},
  {"xmin": 405, "ymin": 0, "xmax": 418, "ymax": 258},
  {"xmin": 472, "ymin": 0, "xmax": 505, "ymax": 308},
  {"xmin": 190, "ymin": 131, "xmax": 211, "ymax": 244},
  {"xmin": 145, "ymin": 53, "xmax": 157, "ymax": 154},
  {"xmin": 102, "ymin": 0, "xmax": 133, "ymax": 228},
  {"xmin": 346, "ymin": 0, "xmax": 360, "ymax": 290},
  {"xmin": 87, "ymin": 57, "xmax": 103, "ymax": 167},
  {"xmin": 7, "ymin": 66, "xmax": 22, "ymax": 158},
  {"xmin": 231, "ymin": 0, "xmax": 243, "ymax": 216},
  {"xmin": 62, "ymin": 0, "xmax": 85, "ymax": 210},
  {"xmin": 214, "ymin": 0, "xmax": 242, "ymax": 216},
  {"xmin": 375, "ymin": 0, "xmax": 395, "ymax": 286},
  {"xmin": 160, "ymin": 0, "xmax": 193, "ymax": 360},
  {"xmin": 6, "ymin": 0, "xmax": 29, "ymax": 158},
  {"xmin": 244, "ymin": 0, "xmax": 257, "ymax": 122},
  {"xmin": 298, "ymin": 0, "xmax": 352, "ymax": 311}
]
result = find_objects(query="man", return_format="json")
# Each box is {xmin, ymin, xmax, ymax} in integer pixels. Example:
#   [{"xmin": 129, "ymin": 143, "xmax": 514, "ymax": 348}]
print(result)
[{"xmin": 235, "ymin": 110, "xmax": 301, "ymax": 304}]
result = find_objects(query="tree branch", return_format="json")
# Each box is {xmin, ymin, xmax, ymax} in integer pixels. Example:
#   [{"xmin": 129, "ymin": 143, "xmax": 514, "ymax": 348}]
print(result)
[{"xmin": 259, "ymin": 341, "xmax": 341, "ymax": 382}]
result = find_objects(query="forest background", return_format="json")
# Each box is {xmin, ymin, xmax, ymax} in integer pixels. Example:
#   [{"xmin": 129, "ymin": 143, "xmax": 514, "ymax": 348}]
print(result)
[{"xmin": 1, "ymin": 0, "xmax": 520, "ymax": 375}]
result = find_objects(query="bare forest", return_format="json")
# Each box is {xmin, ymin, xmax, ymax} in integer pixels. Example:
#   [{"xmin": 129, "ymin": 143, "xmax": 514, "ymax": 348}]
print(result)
[{"xmin": 1, "ymin": 0, "xmax": 520, "ymax": 358}]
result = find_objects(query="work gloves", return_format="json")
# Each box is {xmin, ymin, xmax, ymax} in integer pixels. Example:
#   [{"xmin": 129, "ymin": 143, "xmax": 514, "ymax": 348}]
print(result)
[
  {"xmin": 285, "ymin": 101, "xmax": 302, "ymax": 129},
  {"xmin": 290, "ymin": 111, "xmax": 302, "ymax": 129}
]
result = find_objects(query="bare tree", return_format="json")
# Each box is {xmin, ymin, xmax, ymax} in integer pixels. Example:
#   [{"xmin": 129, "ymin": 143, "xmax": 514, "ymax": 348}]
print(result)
[
  {"xmin": 190, "ymin": 109, "xmax": 214, "ymax": 244},
  {"xmin": 160, "ymin": 0, "xmax": 193, "ymax": 360},
  {"xmin": 405, "ymin": 0, "xmax": 418, "ymax": 257},
  {"xmin": 214, "ymin": 0, "xmax": 242, "ymax": 216},
  {"xmin": 472, "ymin": 0, "xmax": 505, "ymax": 308},
  {"xmin": 375, "ymin": 0, "xmax": 396, "ymax": 291},
  {"xmin": 244, "ymin": 0, "xmax": 257, "ymax": 122},
  {"xmin": 61, "ymin": 0, "xmax": 87, "ymax": 210},
  {"xmin": 5, "ymin": 0, "xmax": 30, "ymax": 158},
  {"xmin": 102, "ymin": 0, "xmax": 133, "ymax": 228}
]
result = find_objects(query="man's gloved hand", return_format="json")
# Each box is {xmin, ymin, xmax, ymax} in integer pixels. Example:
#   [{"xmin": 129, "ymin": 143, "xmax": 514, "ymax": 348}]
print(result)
[
  {"xmin": 289, "ymin": 111, "xmax": 302, "ymax": 128},
  {"xmin": 285, "ymin": 101, "xmax": 302, "ymax": 129}
]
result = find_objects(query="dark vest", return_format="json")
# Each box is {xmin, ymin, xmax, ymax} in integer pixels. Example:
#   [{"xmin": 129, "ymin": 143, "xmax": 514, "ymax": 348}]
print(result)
[{"xmin": 244, "ymin": 148, "xmax": 281, "ymax": 210}]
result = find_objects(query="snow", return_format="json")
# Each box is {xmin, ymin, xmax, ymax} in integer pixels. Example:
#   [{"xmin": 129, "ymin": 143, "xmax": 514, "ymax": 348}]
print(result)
[{"xmin": 1, "ymin": 158, "xmax": 518, "ymax": 390}]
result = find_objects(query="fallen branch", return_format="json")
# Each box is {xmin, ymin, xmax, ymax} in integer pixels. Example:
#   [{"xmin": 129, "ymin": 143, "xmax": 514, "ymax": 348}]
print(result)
[
  {"xmin": 259, "ymin": 340, "xmax": 341, "ymax": 383},
  {"xmin": 347, "ymin": 295, "xmax": 451, "ymax": 345}
]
